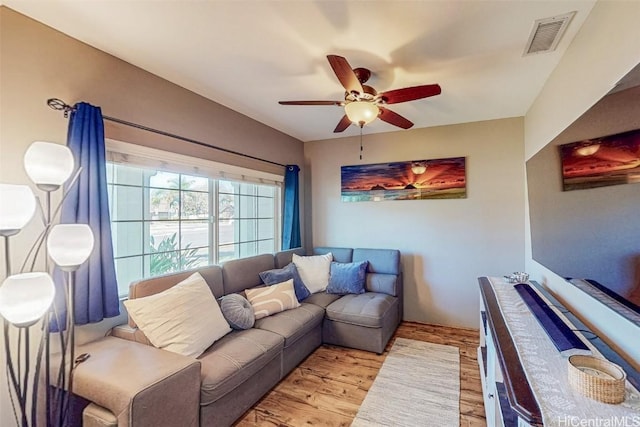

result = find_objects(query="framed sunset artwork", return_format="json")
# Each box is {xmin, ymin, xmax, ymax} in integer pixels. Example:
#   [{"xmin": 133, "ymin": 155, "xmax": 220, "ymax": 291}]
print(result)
[
  {"xmin": 341, "ymin": 157, "xmax": 466, "ymax": 202},
  {"xmin": 560, "ymin": 128, "xmax": 640, "ymax": 191}
]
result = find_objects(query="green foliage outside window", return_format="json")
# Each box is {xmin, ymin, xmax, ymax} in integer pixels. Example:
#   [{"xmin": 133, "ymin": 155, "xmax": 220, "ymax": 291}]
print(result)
[{"xmin": 149, "ymin": 233, "xmax": 201, "ymax": 276}]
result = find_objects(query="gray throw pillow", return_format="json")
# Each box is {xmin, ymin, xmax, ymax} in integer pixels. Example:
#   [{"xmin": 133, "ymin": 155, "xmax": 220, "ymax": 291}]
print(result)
[{"xmin": 219, "ymin": 293, "xmax": 255, "ymax": 330}]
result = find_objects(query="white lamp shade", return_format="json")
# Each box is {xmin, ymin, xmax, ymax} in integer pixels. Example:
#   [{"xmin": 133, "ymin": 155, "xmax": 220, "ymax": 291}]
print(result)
[
  {"xmin": 24, "ymin": 141, "xmax": 74, "ymax": 187},
  {"xmin": 345, "ymin": 101, "xmax": 380, "ymax": 125},
  {"xmin": 0, "ymin": 184, "xmax": 36, "ymax": 233},
  {"xmin": 0, "ymin": 272, "xmax": 55, "ymax": 327},
  {"xmin": 47, "ymin": 224, "xmax": 94, "ymax": 269}
]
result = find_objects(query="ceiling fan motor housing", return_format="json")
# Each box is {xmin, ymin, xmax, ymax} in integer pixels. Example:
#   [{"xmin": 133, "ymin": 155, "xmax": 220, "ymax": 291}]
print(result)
[
  {"xmin": 353, "ymin": 67, "xmax": 371, "ymax": 84},
  {"xmin": 346, "ymin": 84, "xmax": 377, "ymax": 102}
]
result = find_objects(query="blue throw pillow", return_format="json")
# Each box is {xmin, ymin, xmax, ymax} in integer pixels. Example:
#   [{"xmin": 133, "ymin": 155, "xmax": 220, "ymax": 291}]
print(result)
[
  {"xmin": 259, "ymin": 263, "xmax": 311, "ymax": 302},
  {"xmin": 326, "ymin": 261, "xmax": 368, "ymax": 295}
]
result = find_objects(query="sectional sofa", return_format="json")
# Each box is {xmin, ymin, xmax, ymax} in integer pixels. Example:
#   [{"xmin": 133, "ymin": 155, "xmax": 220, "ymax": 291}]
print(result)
[{"xmin": 67, "ymin": 247, "xmax": 403, "ymax": 427}]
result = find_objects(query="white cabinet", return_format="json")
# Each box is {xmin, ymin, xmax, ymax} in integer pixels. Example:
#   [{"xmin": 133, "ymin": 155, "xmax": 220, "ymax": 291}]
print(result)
[
  {"xmin": 478, "ymin": 292, "xmax": 520, "ymax": 427},
  {"xmin": 477, "ymin": 276, "xmax": 640, "ymax": 427},
  {"xmin": 478, "ymin": 278, "xmax": 541, "ymax": 427}
]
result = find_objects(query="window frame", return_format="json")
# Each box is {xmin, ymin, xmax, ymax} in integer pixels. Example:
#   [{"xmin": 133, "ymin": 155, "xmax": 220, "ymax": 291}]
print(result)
[{"xmin": 105, "ymin": 140, "xmax": 283, "ymax": 297}]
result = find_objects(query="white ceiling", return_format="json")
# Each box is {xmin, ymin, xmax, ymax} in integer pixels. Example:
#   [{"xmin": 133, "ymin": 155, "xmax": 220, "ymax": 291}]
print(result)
[{"xmin": 3, "ymin": 0, "xmax": 597, "ymax": 142}]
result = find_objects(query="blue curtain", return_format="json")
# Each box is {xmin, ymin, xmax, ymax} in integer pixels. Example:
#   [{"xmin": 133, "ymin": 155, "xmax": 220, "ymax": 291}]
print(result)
[
  {"xmin": 281, "ymin": 165, "xmax": 301, "ymax": 250},
  {"xmin": 52, "ymin": 102, "xmax": 120, "ymax": 329}
]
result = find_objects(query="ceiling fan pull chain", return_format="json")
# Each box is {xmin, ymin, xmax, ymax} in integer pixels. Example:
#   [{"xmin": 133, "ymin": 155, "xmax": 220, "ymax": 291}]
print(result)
[{"xmin": 359, "ymin": 125, "xmax": 363, "ymax": 160}]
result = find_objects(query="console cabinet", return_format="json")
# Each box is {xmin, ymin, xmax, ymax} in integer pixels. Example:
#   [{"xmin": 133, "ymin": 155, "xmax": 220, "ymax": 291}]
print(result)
[
  {"xmin": 478, "ymin": 277, "xmax": 541, "ymax": 427},
  {"xmin": 477, "ymin": 276, "xmax": 640, "ymax": 427}
]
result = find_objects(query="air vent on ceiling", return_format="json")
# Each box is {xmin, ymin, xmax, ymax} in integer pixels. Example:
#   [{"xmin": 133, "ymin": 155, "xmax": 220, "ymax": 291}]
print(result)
[{"xmin": 524, "ymin": 11, "xmax": 576, "ymax": 56}]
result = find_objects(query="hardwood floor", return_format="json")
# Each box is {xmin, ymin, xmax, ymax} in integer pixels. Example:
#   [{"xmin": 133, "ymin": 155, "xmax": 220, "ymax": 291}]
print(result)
[{"xmin": 235, "ymin": 322, "xmax": 487, "ymax": 427}]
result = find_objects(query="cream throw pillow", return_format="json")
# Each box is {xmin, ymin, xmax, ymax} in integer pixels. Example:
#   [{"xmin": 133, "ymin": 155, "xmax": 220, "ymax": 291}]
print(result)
[
  {"xmin": 292, "ymin": 252, "xmax": 333, "ymax": 293},
  {"xmin": 245, "ymin": 279, "xmax": 300, "ymax": 320},
  {"xmin": 124, "ymin": 272, "xmax": 231, "ymax": 358}
]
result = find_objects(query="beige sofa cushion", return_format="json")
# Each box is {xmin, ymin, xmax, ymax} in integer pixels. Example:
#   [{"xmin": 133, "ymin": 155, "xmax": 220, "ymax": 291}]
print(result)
[
  {"xmin": 303, "ymin": 292, "xmax": 341, "ymax": 309},
  {"xmin": 127, "ymin": 265, "xmax": 224, "ymax": 328},
  {"xmin": 198, "ymin": 328, "xmax": 283, "ymax": 405},
  {"xmin": 124, "ymin": 272, "xmax": 231, "ymax": 357},
  {"xmin": 254, "ymin": 303, "xmax": 324, "ymax": 348},
  {"xmin": 325, "ymin": 292, "xmax": 397, "ymax": 328}
]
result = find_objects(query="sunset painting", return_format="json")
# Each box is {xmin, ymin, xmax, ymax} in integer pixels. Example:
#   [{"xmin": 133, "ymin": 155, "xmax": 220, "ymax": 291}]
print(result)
[
  {"xmin": 341, "ymin": 157, "xmax": 466, "ymax": 202},
  {"xmin": 560, "ymin": 128, "xmax": 640, "ymax": 191}
]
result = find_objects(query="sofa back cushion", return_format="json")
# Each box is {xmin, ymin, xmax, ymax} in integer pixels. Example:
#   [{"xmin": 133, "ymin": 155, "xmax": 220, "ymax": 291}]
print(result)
[
  {"xmin": 222, "ymin": 253, "xmax": 275, "ymax": 295},
  {"xmin": 365, "ymin": 273, "xmax": 399, "ymax": 296},
  {"xmin": 353, "ymin": 248, "xmax": 400, "ymax": 275},
  {"xmin": 128, "ymin": 265, "xmax": 224, "ymax": 328},
  {"xmin": 353, "ymin": 248, "xmax": 401, "ymax": 297},
  {"xmin": 274, "ymin": 247, "xmax": 305, "ymax": 269},
  {"xmin": 313, "ymin": 247, "xmax": 353, "ymax": 263}
]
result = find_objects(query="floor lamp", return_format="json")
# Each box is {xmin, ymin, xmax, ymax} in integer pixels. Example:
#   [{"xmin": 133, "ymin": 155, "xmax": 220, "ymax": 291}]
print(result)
[
  {"xmin": 47, "ymin": 224, "xmax": 94, "ymax": 426},
  {"xmin": 0, "ymin": 183, "xmax": 48, "ymax": 427},
  {"xmin": 0, "ymin": 141, "xmax": 92, "ymax": 427}
]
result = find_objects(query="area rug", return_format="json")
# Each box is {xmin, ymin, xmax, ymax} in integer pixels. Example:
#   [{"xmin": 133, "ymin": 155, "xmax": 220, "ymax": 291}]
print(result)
[{"xmin": 351, "ymin": 338, "xmax": 460, "ymax": 427}]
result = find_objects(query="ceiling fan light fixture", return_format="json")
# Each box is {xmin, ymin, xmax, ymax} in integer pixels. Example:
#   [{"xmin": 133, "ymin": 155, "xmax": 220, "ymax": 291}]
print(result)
[
  {"xmin": 278, "ymin": 55, "xmax": 438, "ymax": 133},
  {"xmin": 345, "ymin": 101, "xmax": 379, "ymax": 126}
]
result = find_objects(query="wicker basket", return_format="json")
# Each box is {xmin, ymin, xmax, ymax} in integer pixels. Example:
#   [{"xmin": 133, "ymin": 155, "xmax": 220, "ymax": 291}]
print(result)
[{"xmin": 568, "ymin": 355, "xmax": 626, "ymax": 404}]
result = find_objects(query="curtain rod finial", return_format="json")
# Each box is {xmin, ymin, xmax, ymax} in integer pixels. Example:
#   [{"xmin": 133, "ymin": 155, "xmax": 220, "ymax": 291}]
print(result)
[{"xmin": 47, "ymin": 98, "xmax": 74, "ymax": 118}]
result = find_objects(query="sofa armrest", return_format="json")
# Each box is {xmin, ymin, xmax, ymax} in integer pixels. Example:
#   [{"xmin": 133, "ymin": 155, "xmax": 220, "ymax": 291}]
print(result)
[
  {"xmin": 109, "ymin": 323, "xmax": 152, "ymax": 346},
  {"xmin": 64, "ymin": 336, "xmax": 201, "ymax": 427},
  {"xmin": 83, "ymin": 403, "xmax": 117, "ymax": 427}
]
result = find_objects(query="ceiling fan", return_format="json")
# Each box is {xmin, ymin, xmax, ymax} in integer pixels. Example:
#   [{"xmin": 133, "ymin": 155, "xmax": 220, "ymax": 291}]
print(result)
[{"xmin": 279, "ymin": 55, "xmax": 441, "ymax": 133}]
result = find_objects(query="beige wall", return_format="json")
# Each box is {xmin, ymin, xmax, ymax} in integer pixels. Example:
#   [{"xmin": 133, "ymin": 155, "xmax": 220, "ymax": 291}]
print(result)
[
  {"xmin": 0, "ymin": 6, "xmax": 305, "ymax": 269},
  {"xmin": 524, "ymin": 0, "xmax": 640, "ymax": 367},
  {"xmin": 2, "ymin": 0, "xmax": 639, "ymax": 423},
  {"xmin": 0, "ymin": 5, "xmax": 305, "ymax": 278},
  {"xmin": 0, "ymin": 7, "xmax": 305, "ymax": 423},
  {"xmin": 305, "ymin": 117, "xmax": 525, "ymax": 328}
]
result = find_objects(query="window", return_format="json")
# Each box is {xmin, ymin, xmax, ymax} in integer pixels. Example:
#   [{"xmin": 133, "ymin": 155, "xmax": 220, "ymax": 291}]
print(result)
[
  {"xmin": 107, "ymin": 162, "xmax": 280, "ymax": 297},
  {"xmin": 217, "ymin": 180, "xmax": 278, "ymax": 262}
]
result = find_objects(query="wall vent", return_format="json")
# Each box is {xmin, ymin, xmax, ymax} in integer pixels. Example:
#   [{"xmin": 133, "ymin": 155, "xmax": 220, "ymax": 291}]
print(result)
[{"xmin": 524, "ymin": 12, "xmax": 576, "ymax": 56}]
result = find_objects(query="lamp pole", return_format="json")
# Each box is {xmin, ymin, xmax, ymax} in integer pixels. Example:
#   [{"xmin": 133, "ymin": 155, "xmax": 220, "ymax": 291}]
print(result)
[{"xmin": 3, "ymin": 233, "xmax": 13, "ymax": 276}]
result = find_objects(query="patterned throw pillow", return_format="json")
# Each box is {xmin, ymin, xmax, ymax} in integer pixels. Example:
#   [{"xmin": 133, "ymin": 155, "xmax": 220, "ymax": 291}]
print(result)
[
  {"xmin": 245, "ymin": 279, "xmax": 300, "ymax": 320},
  {"xmin": 326, "ymin": 261, "xmax": 369, "ymax": 295},
  {"xmin": 259, "ymin": 263, "xmax": 311, "ymax": 301}
]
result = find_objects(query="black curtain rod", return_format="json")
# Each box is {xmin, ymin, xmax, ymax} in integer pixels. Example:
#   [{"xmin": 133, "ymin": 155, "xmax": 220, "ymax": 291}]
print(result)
[{"xmin": 47, "ymin": 98, "xmax": 288, "ymax": 169}]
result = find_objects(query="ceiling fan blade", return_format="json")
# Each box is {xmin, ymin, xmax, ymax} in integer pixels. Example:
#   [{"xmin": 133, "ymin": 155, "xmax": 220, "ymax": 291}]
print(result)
[
  {"xmin": 378, "ymin": 107, "xmax": 414, "ymax": 129},
  {"xmin": 279, "ymin": 100, "xmax": 343, "ymax": 106},
  {"xmin": 334, "ymin": 115, "xmax": 352, "ymax": 133},
  {"xmin": 327, "ymin": 55, "xmax": 364, "ymax": 95},
  {"xmin": 380, "ymin": 84, "xmax": 441, "ymax": 104}
]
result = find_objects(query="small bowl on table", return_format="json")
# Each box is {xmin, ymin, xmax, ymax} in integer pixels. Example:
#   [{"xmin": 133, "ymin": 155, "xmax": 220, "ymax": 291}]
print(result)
[{"xmin": 505, "ymin": 272, "xmax": 529, "ymax": 284}]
